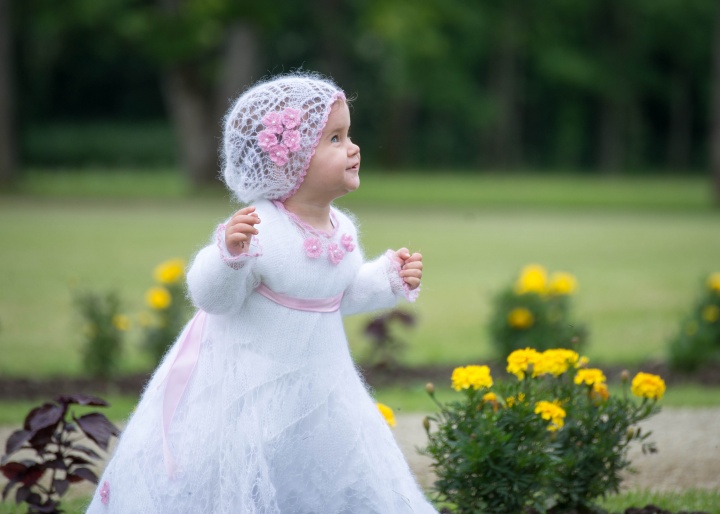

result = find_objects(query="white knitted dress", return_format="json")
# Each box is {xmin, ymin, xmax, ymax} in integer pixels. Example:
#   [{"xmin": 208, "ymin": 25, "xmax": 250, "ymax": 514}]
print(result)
[{"xmin": 86, "ymin": 199, "xmax": 437, "ymax": 514}]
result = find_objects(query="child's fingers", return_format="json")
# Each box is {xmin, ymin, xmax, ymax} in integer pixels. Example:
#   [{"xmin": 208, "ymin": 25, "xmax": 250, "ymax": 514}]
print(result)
[
  {"xmin": 396, "ymin": 247, "xmax": 410, "ymax": 260},
  {"xmin": 230, "ymin": 213, "xmax": 261, "ymax": 228},
  {"xmin": 402, "ymin": 275, "xmax": 421, "ymax": 290},
  {"xmin": 226, "ymin": 230, "xmax": 253, "ymax": 256},
  {"xmin": 400, "ymin": 263, "xmax": 422, "ymax": 289},
  {"xmin": 405, "ymin": 252, "xmax": 422, "ymax": 263},
  {"xmin": 402, "ymin": 260, "xmax": 423, "ymax": 271},
  {"xmin": 232, "ymin": 205, "xmax": 256, "ymax": 217},
  {"xmin": 400, "ymin": 267, "xmax": 422, "ymax": 278},
  {"xmin": 225, "ymin": 208, "xmax": 260, "ymax": 256}
]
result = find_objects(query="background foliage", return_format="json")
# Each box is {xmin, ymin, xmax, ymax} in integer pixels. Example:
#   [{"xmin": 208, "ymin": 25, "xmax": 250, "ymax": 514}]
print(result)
[{"xmin": 6, "ymin": 0, "xmax": 717, "ymax": 175}]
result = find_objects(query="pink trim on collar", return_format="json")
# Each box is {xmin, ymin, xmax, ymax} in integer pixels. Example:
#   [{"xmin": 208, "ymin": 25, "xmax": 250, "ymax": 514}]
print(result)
[{"xmin": 272, "ymin": 200, "xmax": 339, "ymax": 238}]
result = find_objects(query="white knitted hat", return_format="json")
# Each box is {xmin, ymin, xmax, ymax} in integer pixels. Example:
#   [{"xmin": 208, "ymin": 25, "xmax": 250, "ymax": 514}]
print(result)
[{"xmin": 221, "ymin": 72, "xmax": 346, "ymax": 203}]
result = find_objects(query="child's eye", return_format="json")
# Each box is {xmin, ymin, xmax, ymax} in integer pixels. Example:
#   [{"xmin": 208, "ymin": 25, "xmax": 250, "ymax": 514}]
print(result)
[{"xmin": 331, "ymin": 135, "xmax": 339, "ymax": 143}]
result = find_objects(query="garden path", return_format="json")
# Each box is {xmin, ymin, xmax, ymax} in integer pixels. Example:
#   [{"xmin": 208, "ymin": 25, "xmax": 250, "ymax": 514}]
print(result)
[{"xmin": 1, "ymin": 407, "xmax": 718, "ymax": 501}]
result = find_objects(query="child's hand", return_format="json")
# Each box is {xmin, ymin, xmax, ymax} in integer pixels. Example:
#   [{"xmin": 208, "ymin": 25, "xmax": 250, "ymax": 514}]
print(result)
[
  {"xmin": 225, "ymin": 206, "xmax": 261, "ymax": 256},
  {"xmin": 395, "ymin": 248, "xmax": 423, "ymax": 290}
]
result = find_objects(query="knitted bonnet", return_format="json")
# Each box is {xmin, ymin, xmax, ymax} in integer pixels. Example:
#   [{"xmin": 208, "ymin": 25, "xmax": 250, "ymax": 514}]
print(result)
[{"xmin": 222, "ymin": 73, "xmax": 346, "ymax": 203}]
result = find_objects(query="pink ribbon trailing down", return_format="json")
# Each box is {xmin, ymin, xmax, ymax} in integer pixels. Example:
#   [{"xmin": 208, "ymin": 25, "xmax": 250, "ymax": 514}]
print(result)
[
  {"xmin": 161, "ymin": 285, "xmax": 344, "ymax": 478},
  {"xmin": 162, "ymin": 309, "xmax": 206, "ymax": 478}
]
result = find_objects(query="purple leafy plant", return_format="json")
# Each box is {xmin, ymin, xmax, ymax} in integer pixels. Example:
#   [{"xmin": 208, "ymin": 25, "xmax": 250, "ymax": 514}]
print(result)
[
  {"xmin": 363, "ymin": 309, "xmax": 417, "ymax": 369},
  {"xmin": 1, "ymin": 394, "xmax": 120, "ymax": 513}
]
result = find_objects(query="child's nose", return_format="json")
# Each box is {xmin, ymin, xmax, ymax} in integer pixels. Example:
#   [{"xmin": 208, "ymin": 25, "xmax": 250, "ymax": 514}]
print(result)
[{"xmin": 348, "ymin": 141, "xmax": 360, "ymax": 156}]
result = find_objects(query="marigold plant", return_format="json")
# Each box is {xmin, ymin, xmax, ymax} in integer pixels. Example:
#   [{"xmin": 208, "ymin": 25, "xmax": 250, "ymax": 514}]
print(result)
[
  {"xmin": 488, "ymin": 264, "xmax": 588, "ymax": 359},
  {"xmin": 74, "ymin": 290, "xmax": 127, "ymax": 378},
  {"xmin": 142, "ymin": 258, "xmax": 190, "ymax": 365},
  {"xmin": 423, "ymin": 349, "xmax": 663, "ymax": 514},
  {"xmin": 669, "ymin": 272, "xmax": 720, "ymax": 371}
]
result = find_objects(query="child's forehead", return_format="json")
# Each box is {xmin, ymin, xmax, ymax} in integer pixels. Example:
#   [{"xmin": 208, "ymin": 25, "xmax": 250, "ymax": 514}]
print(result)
[{"xmin": 324, "ymin": 101, "xmax": 350, "ymax": 130}]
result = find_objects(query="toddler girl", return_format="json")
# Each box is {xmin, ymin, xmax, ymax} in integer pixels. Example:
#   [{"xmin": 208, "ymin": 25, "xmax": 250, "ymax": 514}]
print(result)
[{"xmin": 87, "ymin": 72, "xmax": 436, "ymax": 513}]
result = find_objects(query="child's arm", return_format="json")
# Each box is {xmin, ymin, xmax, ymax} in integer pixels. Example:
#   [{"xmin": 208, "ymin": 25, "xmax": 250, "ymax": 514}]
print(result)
[
  {"xmin": 340, "ymin": 247, "xmax": 423, "ymax": 316},
  {"xmin": 186, "ymin": 206, "xmax": 262, "ymax": 314}
]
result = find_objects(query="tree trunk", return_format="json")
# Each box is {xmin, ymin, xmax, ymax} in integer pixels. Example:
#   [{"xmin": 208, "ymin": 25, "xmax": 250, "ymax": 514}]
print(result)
[
  {"xmin": 666, "ymin": 72, "xmax": 691, "ymax": 171},
  {"xmin": 485, "ymin": 1, "xmax": 523, "ymax": 169},
  {"xmin": 712, "ymin": 3, "xmax": 720, "ymax": 206},
  {"xmin": 0, "ymin": 0, "xmax": 17, "ymax": 187},
  {"xmin": 161, "ymin": 65, "xmax": 218, "ymax": 187},
  {"xmin": 595, "ymin": 0, "xmax": 633, "ymax": 175},
  {"xmin": 161, "ymin": 23, "xmax": 259, "ymax": 188},
  {"xmin": 380, "ymin": 99, "xmax": 417, "ymax": 167},
  {"xmin": 597, "ymin": 96, "xmax": 624, "ymax": 174},
  {"xmin": 216, "ymin": 23, "xmax": 260, "ymax": 120}
]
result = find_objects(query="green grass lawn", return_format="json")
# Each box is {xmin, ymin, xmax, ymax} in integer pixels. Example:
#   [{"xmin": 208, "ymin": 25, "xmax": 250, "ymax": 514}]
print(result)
[{"xmin": 1, "ymin": 170, "xmax": 719, "ymax": 379}]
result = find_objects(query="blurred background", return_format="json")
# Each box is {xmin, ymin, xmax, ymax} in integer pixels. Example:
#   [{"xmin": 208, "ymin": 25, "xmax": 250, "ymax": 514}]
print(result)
[
  {"xmin": 0, "ymin": 0, "xmax": 719, "ymax": 188},
  {"xmin": 1, "ymin": 0, "xmax": 720, "ymax": 394}
]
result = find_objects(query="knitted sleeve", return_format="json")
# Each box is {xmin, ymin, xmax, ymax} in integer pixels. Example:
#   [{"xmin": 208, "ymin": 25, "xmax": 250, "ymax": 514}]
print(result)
[
  {"xmin": 186, "ymin": 223, "xmax": 262, "ymax": 315},
  {"xmin": 340, "ymin": 250, "xmax": 419, "ymax": 317}
]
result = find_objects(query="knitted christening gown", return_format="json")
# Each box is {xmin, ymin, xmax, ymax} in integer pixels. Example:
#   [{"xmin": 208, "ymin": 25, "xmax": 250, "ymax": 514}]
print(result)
[{"xmin": 86, "ymin": 199, "xmax": 438, "ymax": 514}]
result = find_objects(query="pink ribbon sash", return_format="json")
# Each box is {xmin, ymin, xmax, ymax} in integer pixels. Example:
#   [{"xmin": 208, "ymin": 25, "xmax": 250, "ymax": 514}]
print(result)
[
  {"xmin": 255, "ymin": 283, "xmax": 343, "ymax": 312},
  {"xmin": 162, "ymin": 310, "xmax": 206, "ymax": 478},
  {"xmin": 161, "ymin": 285, "xmax": 343, "ymax": 478}
]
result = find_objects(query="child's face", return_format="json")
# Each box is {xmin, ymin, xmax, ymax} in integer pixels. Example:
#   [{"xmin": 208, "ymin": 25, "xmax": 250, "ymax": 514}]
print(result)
[{"xmin": 300, "ymin": 101, "xmax": 361, "ymax": 202}]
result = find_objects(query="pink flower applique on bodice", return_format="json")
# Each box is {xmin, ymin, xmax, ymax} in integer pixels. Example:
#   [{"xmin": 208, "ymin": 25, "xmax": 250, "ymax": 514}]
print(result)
[{"xmin": 273, "ymin": 201, "xmax": 355, "ymax": 265}]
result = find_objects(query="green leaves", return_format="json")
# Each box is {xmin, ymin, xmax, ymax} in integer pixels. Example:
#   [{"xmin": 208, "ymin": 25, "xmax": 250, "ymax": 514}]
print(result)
[
  {"xmin": 423, "ymin": 361, "xmax": 662, "ymax": 513},
  {"xmin": 668, "ymin": 274, "xmax": 720, "ymax": 372}
]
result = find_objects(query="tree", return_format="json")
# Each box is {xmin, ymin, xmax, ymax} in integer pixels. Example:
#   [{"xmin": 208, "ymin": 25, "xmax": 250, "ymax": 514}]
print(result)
[
  {"xmin": 116, "ymin": 1, "xmax": 268, "ymax": 187},
  {"xmin": 0, "ymin": 0, "xmax": 17, "ymax": 187},
  {"xmin": 713, "ymin": 2, "xmax": 720, "ymax": 205}
]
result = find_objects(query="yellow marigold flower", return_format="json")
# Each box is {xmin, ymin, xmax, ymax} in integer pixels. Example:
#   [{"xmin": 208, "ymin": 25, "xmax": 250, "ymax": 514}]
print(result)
[
  {"xmin": 534, "ymin": 400, "xmax": 566, "ymax": 431},
  {"xmin": 482, "ymin": 392, "xmax": 499, "ymax": 411},
  {"xmin": 577, "ymin": 356, "xmax": 590, "ymax": 368},
  {"xmin": 153, "ymin": 259, "xmax": 185, "ymax": 285},
  {"xmin": 112, "ymin": 314, "xmax": 131, "ymax": 332},
  {"xmin": 707, "ymin": 272, "xmax": 720, "ymax": 293},
  {"xmin": 591, "ymin": 383, "xmax": 610, "ymax": 401},
  {"xmin": 631, "ymin": 372, "xmax": 666, "ymax": 401},
  {"xmin": 574, "ymin": 368, "xmax": 606, "ymax": 387},
  {"xmin": 548, "ymin": 272, "xmax": 577, "ymax": 295},
  {"xmin": 506, "ymin": 393, "xmax": 525, "ymax": 407},
  {"xmin": 702, "ymin": 305, "xmax": 720, "ymax": 323},
  {"xmin": 514, "ymin": 264, "xmax": 548, "ymax": 295},
  {"xmin": 451, "ymin": 365, "xmax": 493, "ymax": 391},
  {"xmin": 376, "ymin": 402, "xmax": 396, "ymax": 428},
  {"xmin": 146, "ymin": 286, "xmax": 172, "ymax": 310},
  {"xmin": 507, "ymin": 348, "xmax": 541, "ymax": 380},
  {"xmin": 507, "ymin": 308, "xmax": 534, "ymax": 330},
  {"xmin": 533, "ymin": 349, "xmax": 579, "ymax": 377}
]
